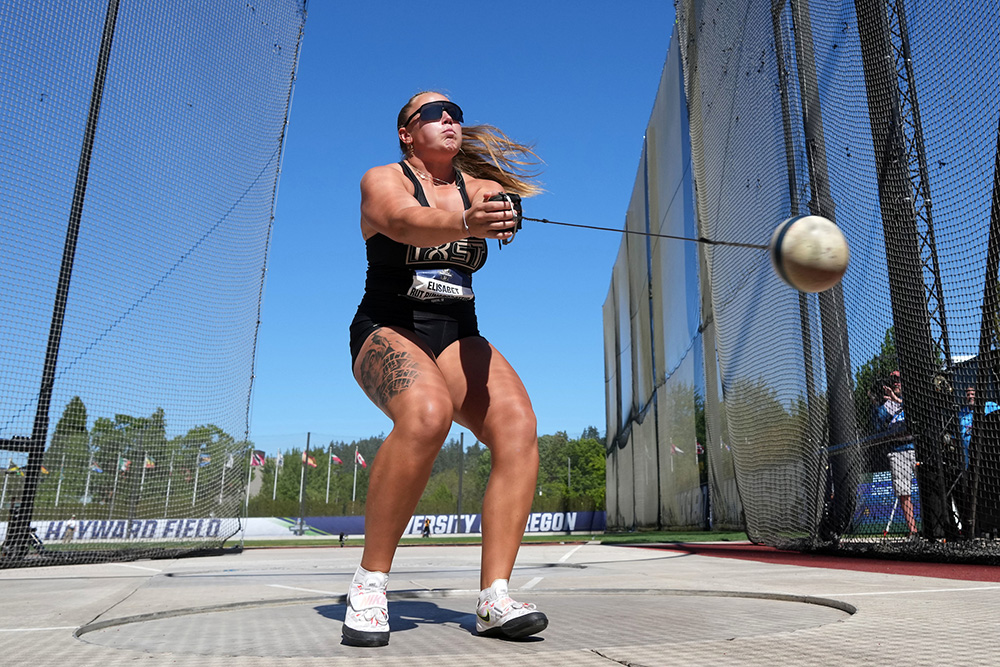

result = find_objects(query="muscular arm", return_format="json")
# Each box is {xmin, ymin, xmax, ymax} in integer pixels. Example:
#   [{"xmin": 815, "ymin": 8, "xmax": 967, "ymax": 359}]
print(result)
[{"xmin": 359, "ymin": 165, "xmax": 516, "ymax": 246}]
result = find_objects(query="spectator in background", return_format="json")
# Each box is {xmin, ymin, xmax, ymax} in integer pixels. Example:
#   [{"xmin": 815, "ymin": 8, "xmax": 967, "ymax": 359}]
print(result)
[
  {"xmin": 958, "ymin": 387, "xmax": 1000, "ymax": 470},
  {"xmin": 879, "ymin": 371, "xmax": 918, "ymax": 537},
  {"xmin": 62, "ymin": 515, "xmax": 77, "ymax": 544}
]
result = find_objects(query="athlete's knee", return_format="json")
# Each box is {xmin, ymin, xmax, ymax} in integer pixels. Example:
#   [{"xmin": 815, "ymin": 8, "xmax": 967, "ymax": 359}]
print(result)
[
  {"xmin": 396, "ymin": 396, "xmax": 454, "ymax": 446},
  {"xmin": 485, "ymin": 407, "xmax": 538, "ymax": 469},
  {"xmin": 488, "ymin": 397, "xmax": 537, "ymax": 443}
]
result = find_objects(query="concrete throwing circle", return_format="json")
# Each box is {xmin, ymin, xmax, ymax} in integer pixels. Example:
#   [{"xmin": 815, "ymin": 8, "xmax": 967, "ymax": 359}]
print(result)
[{"xmin": 76, "ymin": 589, "xmax": 853, "ymax": 657}]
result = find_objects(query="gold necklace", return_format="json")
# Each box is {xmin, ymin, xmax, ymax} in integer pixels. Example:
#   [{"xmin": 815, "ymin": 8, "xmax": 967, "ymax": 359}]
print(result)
[{"xmin": 405, "ymin": 160, "xmax": 461, "ymax": 189}]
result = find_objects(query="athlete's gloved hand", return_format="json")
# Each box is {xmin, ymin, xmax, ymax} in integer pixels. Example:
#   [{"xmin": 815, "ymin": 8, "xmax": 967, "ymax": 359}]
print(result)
[{"xmin": 487, "ymin": 193, "xmax": 522, "ymax": 248}]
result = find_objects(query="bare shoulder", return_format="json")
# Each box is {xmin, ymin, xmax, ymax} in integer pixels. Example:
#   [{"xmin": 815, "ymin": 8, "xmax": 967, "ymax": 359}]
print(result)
[
  {"xmin": 359, "ymin": 162, "xmax": 418, "ymax": 239},
  {"xmin": 360, "ymin": 162, "xmax": 407, "ymax": 193}
]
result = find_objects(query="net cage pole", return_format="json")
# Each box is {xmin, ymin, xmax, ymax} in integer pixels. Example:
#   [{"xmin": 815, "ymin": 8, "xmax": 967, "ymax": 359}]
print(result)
[
  {"xmin": 641, "ymin": 142, "xmax": 664, "ymax": 528},
  {"xmin": 771, "ymin": 0, "xmax": 817, "ymax": 415},
  {"xmin": 788, "ymin": 0, "xmax": 861, "ymax": 541},
  {"xmin": 771, "ymin": 0, "xmax": 824, "ymax": 536},
  {"xmin": 968, "ymin": 118, "xmax": 1000, "ymax": 537},
  {"xmin": 854, "ymin": 0, "xmax": 958, "ymax": 540},
  {"xmin": 1, "ymin": 0, "xmax": 121, "ymax": 561},
  {"xmin": 676, "ymin": 0, "xmax": 743, "ymax": 532}
]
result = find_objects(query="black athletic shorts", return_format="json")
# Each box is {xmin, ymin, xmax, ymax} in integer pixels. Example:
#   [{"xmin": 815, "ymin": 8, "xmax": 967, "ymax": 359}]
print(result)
[{"xmin": 349, "ymin": 294, "xmax": 481, "ymax": 366}]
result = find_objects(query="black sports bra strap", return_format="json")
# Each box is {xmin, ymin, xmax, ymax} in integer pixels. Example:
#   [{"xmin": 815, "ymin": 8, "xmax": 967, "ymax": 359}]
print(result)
[
  {"xmin": 398, "ymin": 161, "xmax": 429, "ymax": 207},
  {"xmin": 455, "ymin": 170, "xmax": 472, "ymax": 210}
]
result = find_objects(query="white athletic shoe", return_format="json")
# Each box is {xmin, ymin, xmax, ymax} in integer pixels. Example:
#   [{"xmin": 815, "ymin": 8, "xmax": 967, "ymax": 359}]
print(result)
[
  {"xmin": 475, "ymin": 578, "xmax": 548, "ymax": 639},
  {"xmin": 342, "ymin": 567, "xmax": 389, "ymax": 647}
]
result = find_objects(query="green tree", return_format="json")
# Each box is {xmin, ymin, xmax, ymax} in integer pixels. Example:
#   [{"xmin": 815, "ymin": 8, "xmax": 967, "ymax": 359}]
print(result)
[
  {"xmin": 39, "ymin": 396, "xmax": 90, "ymax": 506},
  {"xmin": 533, "ymin": 431, "xmax": 606, "ymax": 512},
  {"xmin": 161, "ymin": 423, "xmax": 237, "ymax": 518}
]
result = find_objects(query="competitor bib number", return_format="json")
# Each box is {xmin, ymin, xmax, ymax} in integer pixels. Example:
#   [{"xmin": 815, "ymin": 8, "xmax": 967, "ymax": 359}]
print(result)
[{"xmin": 406, "ymin": 269, "xmax": 474, "ymax": 303}]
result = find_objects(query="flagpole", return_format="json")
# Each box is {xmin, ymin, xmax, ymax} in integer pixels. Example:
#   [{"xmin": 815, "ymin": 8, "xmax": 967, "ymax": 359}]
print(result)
[
  {"xmin": 352, "ymin": 446, "xmax": 358, "ymax": 503},
  {"xmin": 219, "ymin": 459, "xmax": 227, "ymax": 505},
  {"xmin": 192, "ymin": 450, "xmax": 201, "ymax": 507},
  {"xmin": 83, "ymin": 465, "xmax": 92, "ymax": 505},
  {"xmin": 325, "ymin": 445, "xmax": 332, "ymax": 504},
  {"xmin": 244, "ymin": 453, "xmax": 253, "ymax": 513},
  {"xmin": 83, "ymin": 435, "xmax": 94, "ymax": 505},
  {"xmin": 1, "ymin": 471, "xmax": 8, "ymax": 508},
  {"xmin": 273, "ymin": 454, "xmax": 279, "ymax": 501},
  {"xmin": 109, "ymin": 457, "xmax": 121, "ymax": 519},
  {"xmin": 55, "ymin": 453, "xmax": 65, "ymax": 507},
  {"xmin": 164, "ymin": 450, "xmax": 173, "ymax": 517},
  {"xmin": 297, "ymin": 433, "xmax": 310, "ymax": 535}
]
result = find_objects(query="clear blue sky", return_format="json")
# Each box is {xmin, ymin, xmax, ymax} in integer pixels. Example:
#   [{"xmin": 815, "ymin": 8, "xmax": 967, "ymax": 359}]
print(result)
[{"xmin": 248, "ymin": 1, "xmax": 677, "ymax": 455}]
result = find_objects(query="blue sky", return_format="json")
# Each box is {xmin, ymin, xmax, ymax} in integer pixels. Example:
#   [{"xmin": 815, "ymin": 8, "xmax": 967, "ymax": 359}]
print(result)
[{"xmin": 247, "ymin": 2, "xmax": 677, "ymax": 454}]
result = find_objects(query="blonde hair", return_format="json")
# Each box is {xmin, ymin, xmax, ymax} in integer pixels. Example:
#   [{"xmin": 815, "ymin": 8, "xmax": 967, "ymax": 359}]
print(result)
[{"xmin": 397, "ymin": 92, "xmax": 543, "ymax": 197}]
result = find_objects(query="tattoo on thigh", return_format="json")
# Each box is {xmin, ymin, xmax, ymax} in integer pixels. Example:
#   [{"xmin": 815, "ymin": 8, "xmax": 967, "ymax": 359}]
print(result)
[{"xmin": 359, "ymin": 331, "xmax": 420, "ymax": 407}]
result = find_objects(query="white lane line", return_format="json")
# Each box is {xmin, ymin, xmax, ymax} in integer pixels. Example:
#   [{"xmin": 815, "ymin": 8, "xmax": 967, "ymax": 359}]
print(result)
[
  {"xmin": 268, "ymin": 584, "xmax": 338, "ymax": 596},
  {"xmin": 558, "ymin": 544, "xmax": 585, "ymax": 563},
  {"xmin": 110, "ymin": 563, "xmax": 162, "ymax": 573},
  {"xmin": 821, "ymin": 585, "xmax": 1000, "ymax": 597},
  {"xmin": 0, "ymin": 626, "xmax": 78, "ymax": 633},
  {"xmin": 521, "ymin": 577, "xmax": 544, "ymax": 590}
]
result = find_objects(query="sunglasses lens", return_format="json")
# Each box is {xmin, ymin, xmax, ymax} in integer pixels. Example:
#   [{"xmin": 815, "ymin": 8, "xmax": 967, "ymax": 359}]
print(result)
[
  {"xmin": 444, "ymin": 102, "xmax": 463, "ymax": 123},
  {"xmin": 419, "ymin": 101, "xmax": 463, "ymax": 123},
  {"xmin": 419, "ymin": 102, "xmax": 445, "ymax": 122}
]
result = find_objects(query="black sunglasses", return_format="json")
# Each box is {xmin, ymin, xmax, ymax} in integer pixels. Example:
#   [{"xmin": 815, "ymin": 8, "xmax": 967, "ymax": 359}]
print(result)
[{"xmin": 401, "ymin": 100, "xmax": 464, "ymax": 127}]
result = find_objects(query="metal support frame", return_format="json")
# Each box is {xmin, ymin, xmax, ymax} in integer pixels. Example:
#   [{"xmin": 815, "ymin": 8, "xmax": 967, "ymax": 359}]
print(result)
[{"xmin": 884, "ymin": 0, "xmax": 953, "ymax": 368}]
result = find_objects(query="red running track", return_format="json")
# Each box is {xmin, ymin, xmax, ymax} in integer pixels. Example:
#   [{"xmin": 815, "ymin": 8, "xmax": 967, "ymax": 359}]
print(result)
[{"xmin": 642, "ymin": 543, "xmax": 1000, "ymax": 583}]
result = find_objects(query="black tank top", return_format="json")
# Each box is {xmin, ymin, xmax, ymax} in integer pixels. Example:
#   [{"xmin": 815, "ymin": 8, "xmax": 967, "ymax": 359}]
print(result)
[{"xmin": 362, "ymin": 162, "xmax": 488, "ymax": 306}]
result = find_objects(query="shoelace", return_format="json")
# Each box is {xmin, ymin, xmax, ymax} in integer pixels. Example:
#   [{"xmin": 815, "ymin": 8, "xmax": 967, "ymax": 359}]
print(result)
[
  {"xmin": 491, "ymin": 595, "xmax": 536, "ymax": 614},
  {"xmin": 361, "ymin": 606, "xmax": 387, "ymax": 623}
]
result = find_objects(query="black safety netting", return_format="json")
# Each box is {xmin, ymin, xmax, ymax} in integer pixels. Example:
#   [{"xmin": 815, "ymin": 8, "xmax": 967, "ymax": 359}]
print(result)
[
  {"xmin": 606, "ymin": 0, "xmax": 1000, "ymax": 561},
  {"xmin": 0, "ymin": 0, "xmax": 306, "ymax": 567}
]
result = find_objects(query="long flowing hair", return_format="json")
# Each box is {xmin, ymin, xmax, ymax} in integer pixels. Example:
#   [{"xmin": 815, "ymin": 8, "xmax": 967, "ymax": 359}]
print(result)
[{"xmin": 397, "ymin": 93, "xmax": 543, "ymax": 197}]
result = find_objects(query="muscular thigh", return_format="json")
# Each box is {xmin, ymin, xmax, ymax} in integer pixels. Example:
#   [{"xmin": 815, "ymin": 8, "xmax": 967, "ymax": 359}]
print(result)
[
  {"xmin": 435, "ymin": 337, "xmax": 535, "ymax": 441},
  {"xmin": 353, "ymin": 326, "xmax": 450, "ymax": 417}
]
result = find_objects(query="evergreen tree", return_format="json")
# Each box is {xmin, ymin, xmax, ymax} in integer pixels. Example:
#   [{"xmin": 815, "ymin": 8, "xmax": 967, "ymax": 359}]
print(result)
[{"xmin": 40, "ymin": 397, "xmax": 90, "ymax": 505}]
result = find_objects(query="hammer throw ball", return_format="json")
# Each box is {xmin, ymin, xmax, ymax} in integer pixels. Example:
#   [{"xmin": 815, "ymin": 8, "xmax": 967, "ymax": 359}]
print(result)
[{"xmin": 769, "ymin": 215, "xmax": 849, "ymax": 293}]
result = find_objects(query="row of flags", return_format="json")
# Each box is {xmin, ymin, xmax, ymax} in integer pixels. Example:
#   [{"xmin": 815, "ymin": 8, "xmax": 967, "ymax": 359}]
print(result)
[
  {"xmin": 301, "ymin": 450, "xmax": 365, "ymax": 468},
  {"xmin": 6, "ymin": 462, "xmax": 50, "ymax": 476},
  {"xmin": 7, "ymin": 448, "xmax": 369, "ymax": 476}
]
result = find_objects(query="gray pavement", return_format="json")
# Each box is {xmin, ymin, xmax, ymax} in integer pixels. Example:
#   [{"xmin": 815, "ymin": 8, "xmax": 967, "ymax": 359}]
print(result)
[{"xmin": 1, "ymin": 542, "xmax": 997, "ymax": 666}]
